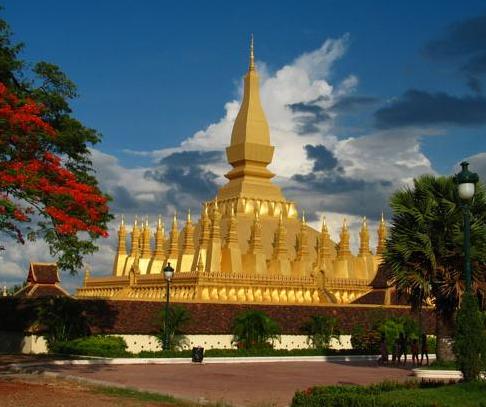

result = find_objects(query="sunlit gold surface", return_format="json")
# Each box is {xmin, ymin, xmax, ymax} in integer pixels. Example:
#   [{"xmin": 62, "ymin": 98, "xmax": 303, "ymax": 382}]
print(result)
[{"xmin": 77, "ymin": 38, "xmax": 387, "ymax": 305}]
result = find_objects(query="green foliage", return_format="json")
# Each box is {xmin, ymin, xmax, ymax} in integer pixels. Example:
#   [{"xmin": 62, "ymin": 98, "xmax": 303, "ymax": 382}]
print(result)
[
  {"xmin": 36, "ymin": 297, "xmax": 89, "ymax": 348},
  {"xmin": 350, "ymin": 324, "xmax": 380, "ymax": 354},
  {"xmin": 378, "ymin": 316, "xmax": 420, "ymax": 352},
  {"xmin": 350, "ymin": 315, "xmax": 420, "ymax": 353},
  {"xmin": 292, "ymin": 380, "xmax": 486, "ymax": 407},
  {"xmin": 453, "ymin": 292, "xmax": 486, "ymax": 381},
  {"xmin": 383, "ymin": 175, "xmax": 486, "ymax": 360},
  {"xmin": 0, "ymin": 9, "xmax": 112, "ymax": 273},
  {"xmin": 232, "ymin": 310, "xmax": 281, "ymax": 349},
  {"xmin": 303, "ymin": 314, "xmax": 340, "ymax": 350},
  {"xmin": 138, "ymin": 348, "xmax": 370, "ymax": 358},
  {"xmin": 156, "ymin": 304, "xmax": 191, "ymax": 351},
  {"xmin": 52, "ymin": 335, "xmax": 128, "ymax": 357}
]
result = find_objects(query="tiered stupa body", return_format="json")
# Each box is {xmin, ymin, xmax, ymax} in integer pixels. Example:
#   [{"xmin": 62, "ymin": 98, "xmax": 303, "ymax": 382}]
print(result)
[{"xmin": 77, "ymin": 38, "xmax": 387, "ymax": 305}]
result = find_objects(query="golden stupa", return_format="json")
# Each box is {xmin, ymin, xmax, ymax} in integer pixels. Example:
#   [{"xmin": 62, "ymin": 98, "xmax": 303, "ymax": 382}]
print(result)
[{"xmin": 77, "ymin": 38, "xmax": 387, "ymax": 305}]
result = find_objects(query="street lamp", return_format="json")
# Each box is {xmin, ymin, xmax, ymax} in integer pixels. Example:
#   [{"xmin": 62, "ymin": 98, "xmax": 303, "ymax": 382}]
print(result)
[
  {"xmin": 454, "ymin": 161, "xmax": 479, "ymax": 293},
  {"xmin": 163, "ymin": 262, "xmax": 174, "ymax": 351}
]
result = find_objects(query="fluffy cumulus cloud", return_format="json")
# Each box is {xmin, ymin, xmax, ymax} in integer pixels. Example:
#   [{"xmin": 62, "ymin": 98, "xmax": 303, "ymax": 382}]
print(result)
[{"xmin": 1, "ymin": 35, "xmax": 436, "ymax": 289}]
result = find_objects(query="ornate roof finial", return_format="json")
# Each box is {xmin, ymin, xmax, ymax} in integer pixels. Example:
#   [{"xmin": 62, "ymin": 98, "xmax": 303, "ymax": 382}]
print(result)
[
  {"xmin": 157, "ymin": 215, "xmax": 162, "ymax": 228},
  {"xmin": 302, "ymin": 210, "xmax": 306, "ymax": 225},
  {"xmin": 249, "ymin": 33, "xmax": 255, "ymax": 71},
  {"xmin": 381, "ymin": 211, "xmax": 385, "ymax": 223},
  {"xmin": 343, "ymin": 218, "xmax": 348, "ymax": 229},
  {"xmin": 187, "ymin": 209, "xmax": 192, "ymax": 223},
  {"xmin": 134, "ymin": 215, "xmax": 138, "ymax": 227},
  {"xmin": 120, "ymin": 214, "xmax": 125, "ymax": 227},
  {"xmin": 363, "ymin": 216, "xmax": 368, "ymax": 228}
]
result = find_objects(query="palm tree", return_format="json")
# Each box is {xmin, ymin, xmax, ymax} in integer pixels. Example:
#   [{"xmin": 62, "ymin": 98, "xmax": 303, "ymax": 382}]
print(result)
[{"xmin": 384, "ymin": 175, "xmax": 486, "ymax": 361}]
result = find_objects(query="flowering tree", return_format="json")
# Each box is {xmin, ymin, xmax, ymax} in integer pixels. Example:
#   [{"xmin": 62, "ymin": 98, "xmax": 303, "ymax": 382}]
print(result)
[{"xmin": 0, "ymin": 12, "xmax": 112, "ymax": 272}]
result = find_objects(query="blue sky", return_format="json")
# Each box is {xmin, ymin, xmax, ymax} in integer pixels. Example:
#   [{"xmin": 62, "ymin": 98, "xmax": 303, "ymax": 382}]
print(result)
[
  {"xmin": 5, "ymin": 1, "xmax": 486, "ymax": 170},
  {"xmin": 2, "ymin": 1, "xmax": 486, "ymax": 287}
]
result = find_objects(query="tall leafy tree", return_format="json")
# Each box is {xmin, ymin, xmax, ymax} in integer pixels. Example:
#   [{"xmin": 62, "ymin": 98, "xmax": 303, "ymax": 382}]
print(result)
[
  {"xmin": 0, "ymin": 9, "xmax": 112, "ymax": 272},
  {"xmin": 384, "ymin": 175, "xmax": 486, "ymax": 361}
]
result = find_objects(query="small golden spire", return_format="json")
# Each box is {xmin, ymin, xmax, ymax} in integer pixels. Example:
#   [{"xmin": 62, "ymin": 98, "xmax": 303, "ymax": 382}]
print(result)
[
  {"xmin": 157, "ymin": 215, "xmax": 162, "ymax": 228},
  {"xmin": 187, "ymin": 209, "xmax": 192, "ymax": 223},
  {"xmin": 249, "ymin": 33, "xmax": 255, "ymax": 71},
  {"xmin": 302, "ymin": 210, "xmax": 306, "ymax": 225},
  {"xmin": 134, "ymin": 215, "xmax": 138, "ymax": 227},
  {"xmin": 381, "ymin": 211, "xmax": 385, "ymax": 223},
  {"xmin": 172, "ymin": 212, "xmax": 178, "ymax": 227},
  {"xmin": 363, "ymin": 216, "xmax": 368, "ymax": 228},
  {"xmin": 321, "ymin": 215, "xmax": 327, "ymax": 231},
  {"xmin": 120, "ymin": 214, "xmax": 125, "ymax": 227},
  {"xmin": 343, "ymin": 218, "xmax": 348, "ymax": 229}
]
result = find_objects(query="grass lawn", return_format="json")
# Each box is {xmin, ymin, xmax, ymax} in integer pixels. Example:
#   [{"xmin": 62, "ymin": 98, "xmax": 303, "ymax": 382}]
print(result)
[
  {"xmin": 94, "ymin": 385, "xmax": 233, "ymax": 407},
  {"xmin": 292, "ymin": 381, "xmax": 486, "ymax": 407},
  {"xmin": 372, "ymin": 382, "xmax": 486, "ymax": 406}
]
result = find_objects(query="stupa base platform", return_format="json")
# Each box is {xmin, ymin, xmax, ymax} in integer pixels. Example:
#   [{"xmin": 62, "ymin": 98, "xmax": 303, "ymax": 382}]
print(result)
[{"xmin": 76, "ymin": 271, "xmax": 326, "ymax": 305}]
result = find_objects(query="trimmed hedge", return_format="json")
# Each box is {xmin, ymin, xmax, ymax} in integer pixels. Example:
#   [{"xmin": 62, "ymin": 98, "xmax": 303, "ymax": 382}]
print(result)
[
  {"xmin": 292, "ymin": 381, "xmax": 442, "ymax": 407},
  {"xmin": 52, "ymin": 335, "xmax": 128, "ymax": 357}
]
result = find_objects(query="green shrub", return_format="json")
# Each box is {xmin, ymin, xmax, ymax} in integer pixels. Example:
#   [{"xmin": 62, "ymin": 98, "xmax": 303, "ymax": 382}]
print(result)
[
  {"xmin": 291, "ymin": 381, "xmax": 436, "ymax": 407},
  {"xmin": 350, "ymin": 324, "xmax": 380, "ymax": 354},
  {"xmin": 232, "ymin": 310, "xmax": 280, "ymax": 349},
  {"xmin": 156, "ymin": 304, "xmax": 190, "ymax": 351},
  {"xmin": 52, "ymin": 335, "xmax": 128, "ymax": 357},
  {"xmin": 303, "ymin": 315, "xmax": 340, "ymax": 350},
  {"xmin": 36, "ymin": 297, "xmax": 89, "ymax": 349},
  {"xmin": 453, "ymin": 292, "xmax": 486, "ymax": 381}
]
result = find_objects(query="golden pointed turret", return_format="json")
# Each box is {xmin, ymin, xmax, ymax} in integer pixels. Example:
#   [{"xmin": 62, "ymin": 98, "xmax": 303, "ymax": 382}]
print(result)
[
  {"xmin": 177, "ymin": 210, "xmax": 195, "ymax": 273},
  {"xmin": 218, "ymin": 36, "xmax": 283, "ymax": 202},
  {"xmin": 376, "ymin": 212, "xmax": 387, "ymax": 256},
  {"xmin": 337, "ymin": 218, "xmax": 351, "ymax": 259},
  {"xmin": 154, "ymin": 216, "xmax": 165, "ymax": 260},
  {"xmin": 358, "ymin": 217, "xmax": 371, "ymax": 256},
  {"xmin": 141, "ymin": 217, "xmax": 152, "ymax": 258},
  {"xmin": 165, "ymin": 213, "xmax": 179, "ymax": 269},
  {"xmin": 130, "ymin": 216, "xmax": 140, "ymax": 257},
  {"xmin": 221, "ymin": 203, "xmax": 243, "ymax": 274},
  {"xmin": 192, "ymin": 203, "xmax": 211, "ymax": 272},
  {"xmin": 243, "ymin": 211, "xmax": 267, "ymax": 275},
  {"xmin": 318, "ymin": 216, "xmax": 333, "ymax": 261},
  {"xmin": 292, "ymin": 211, "xmax": 312, "ymax": 277},
  {"xmin": 113, "ymin": 216, "xmax": 128, "ymax": 276},
  {"xmin": 206, "ymin": 201, "xmax": 222, "ymax": 273},
  {"xmin": 117, "ymin": 215, "xmax": 127, "ymax": 256},
  {"xmin": 268, "ymin": 213, "xmax": 291, "ymax": 276}
]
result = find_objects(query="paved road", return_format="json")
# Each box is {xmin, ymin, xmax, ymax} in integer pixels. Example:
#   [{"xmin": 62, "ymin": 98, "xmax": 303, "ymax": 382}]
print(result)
[{"xmin": 43, "ymin": 361, "xmax": 413, "ymax": 406}]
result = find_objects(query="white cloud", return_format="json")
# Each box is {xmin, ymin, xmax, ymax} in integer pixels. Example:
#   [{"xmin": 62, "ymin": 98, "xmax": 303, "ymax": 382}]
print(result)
[{"xmin": 0, "ymin": 36, "xmax": 438, "ymax": 288}]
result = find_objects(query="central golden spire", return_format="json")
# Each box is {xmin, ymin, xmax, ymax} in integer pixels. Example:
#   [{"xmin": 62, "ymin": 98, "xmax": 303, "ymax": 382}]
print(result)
[{"xmin": 218, "ymin": 36, "xmax": 284, "ymax": 202}]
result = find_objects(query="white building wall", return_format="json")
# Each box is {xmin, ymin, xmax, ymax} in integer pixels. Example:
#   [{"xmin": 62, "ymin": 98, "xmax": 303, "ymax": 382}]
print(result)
[{"xmin": 1, "ymin": 332, "xmax": 352, "ymax": 354}]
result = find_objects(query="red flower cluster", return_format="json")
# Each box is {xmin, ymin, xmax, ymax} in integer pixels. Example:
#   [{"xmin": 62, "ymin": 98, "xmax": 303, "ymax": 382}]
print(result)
[{"xmin": 0, "ymin": 82, "xmax": 109, "ymax": 240}]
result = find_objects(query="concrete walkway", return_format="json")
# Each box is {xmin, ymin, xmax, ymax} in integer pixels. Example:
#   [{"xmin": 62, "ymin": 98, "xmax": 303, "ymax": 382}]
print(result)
[{"xmin": 38, "ymin": 361, "xmax": 413, "ymax": 406}]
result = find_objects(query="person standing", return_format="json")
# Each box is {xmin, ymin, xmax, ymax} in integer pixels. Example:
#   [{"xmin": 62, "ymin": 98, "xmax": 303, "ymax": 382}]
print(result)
[
  {"xmin": 379, "ymin": 333, "xmax": 388, "ymax": 365},
  {"xmin": 411, "ymin": 338, "xmax": 419, "ymax": 366},
  {"xmin": 420, "ymin": 333, "xmax": 429, "ymax": 366}
]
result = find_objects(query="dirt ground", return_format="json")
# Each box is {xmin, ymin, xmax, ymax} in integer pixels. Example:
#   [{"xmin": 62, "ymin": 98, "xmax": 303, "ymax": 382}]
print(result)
[
  {"xmin": 40, "ymin": 361, "xmax": 413, "ymax": 407},
  {"xmin": 0, "ymin": 355, "xmax": 415, "ymax": 407},
  {"xmin": 0, "ymin": 375, "xmax": 175, "ymax": 407}
]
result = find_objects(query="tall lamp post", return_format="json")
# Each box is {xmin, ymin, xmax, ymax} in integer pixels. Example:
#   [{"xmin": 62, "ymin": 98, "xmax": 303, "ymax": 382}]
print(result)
[
  {"xmin": 163, "ymin": 262, "xmax": 174, "ymax": 351},
  {"xmin": 454, "ymin": 161, "xmax": 479, "ymax": 293}
]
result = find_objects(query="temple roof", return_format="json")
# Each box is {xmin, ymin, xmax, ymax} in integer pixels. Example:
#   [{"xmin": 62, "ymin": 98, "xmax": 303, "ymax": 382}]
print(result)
[{"xmin": 15, "ymin": 262, "xmax": 69, "ymax": 298}]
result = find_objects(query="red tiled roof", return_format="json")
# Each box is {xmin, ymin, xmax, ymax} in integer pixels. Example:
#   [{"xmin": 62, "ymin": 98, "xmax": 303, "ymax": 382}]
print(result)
[
  {"xmin": 27, "ymin": 263, "xmax": 59, "ymax": 284},
  {"xmin": 15, "ymin": 284, "xmax": 69, "ymax": 298}
]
